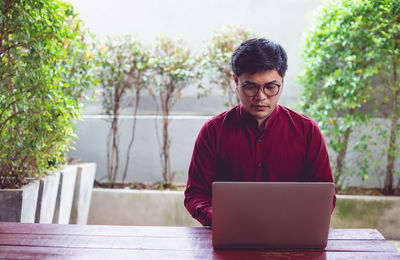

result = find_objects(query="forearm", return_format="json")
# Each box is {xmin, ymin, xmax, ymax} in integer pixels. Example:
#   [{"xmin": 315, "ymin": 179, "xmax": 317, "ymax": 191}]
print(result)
[
  {"xmin": 184, "ymin": 187, "xmax": 212, "ymax": 226},
  {"xmin": 185, "ymin": 120, "xmax": 217, "ymax": 226}
]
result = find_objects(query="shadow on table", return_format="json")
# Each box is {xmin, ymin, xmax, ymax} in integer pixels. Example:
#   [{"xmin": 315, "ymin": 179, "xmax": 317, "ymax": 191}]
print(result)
[{"xmin": 212, "ymin": 250, "xmax": 327, "ymax": 260}]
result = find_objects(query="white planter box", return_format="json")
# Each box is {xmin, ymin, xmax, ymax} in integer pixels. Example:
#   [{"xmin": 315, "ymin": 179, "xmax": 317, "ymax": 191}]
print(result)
[
  {"xmin": 0, "ymin": 180, "xmax": 40, "ymax": 222},
  {"xmin": 35, "ymin": 171, "xmax": 60, "ymax": 223},
  {"xmin": 88, "ymin": 188, "xmax": 200, "ymax": 227},
  {"xmin": 331, "ymin": 195, "xmax": 400, "ymax": 240},
  {"xmin": 88, "ymin": 189, "xmax": 400, "ymax": 239},
  {"xmin": 70, "ymin": 163, "xmax": 96, "ymax": 224},
  {"xmin": 0, "ymin": 163, "xmax": 96, "ymax": 224},
  {"xmin": 53, "ymin": 165, "xmax": 78, "ymax": 224}
]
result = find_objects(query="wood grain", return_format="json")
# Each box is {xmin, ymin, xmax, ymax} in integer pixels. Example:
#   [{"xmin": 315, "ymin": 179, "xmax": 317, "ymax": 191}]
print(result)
[
  {"xmin": 0, "ymin": 222, "xmax": 398, "ymax": 260},
  {"xmin": 0, "ymin": 246, "xmax": 399, "ymax": 260}
]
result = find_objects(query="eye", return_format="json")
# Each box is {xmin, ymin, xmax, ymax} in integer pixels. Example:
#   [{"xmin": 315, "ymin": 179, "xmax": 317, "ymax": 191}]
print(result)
[
  {"xmin": 265, "ymin": 84, "xmax": 279, "ymax": 90},
  {"xmin": 244, "ymin": 84, "xmax": 258, "ymax": 90}
]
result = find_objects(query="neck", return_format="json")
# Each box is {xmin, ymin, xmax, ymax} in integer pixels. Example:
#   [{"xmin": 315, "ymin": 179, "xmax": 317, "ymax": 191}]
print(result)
[{"xmin": 257, "ymin": 118, "xmax": 267, "ymax": 132}]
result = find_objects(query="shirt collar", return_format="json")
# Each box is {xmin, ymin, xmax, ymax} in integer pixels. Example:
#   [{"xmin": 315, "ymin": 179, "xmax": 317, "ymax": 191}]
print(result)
[{"xmin": 238, "ymin": 104, "xmax": 280, "ymax": 131}]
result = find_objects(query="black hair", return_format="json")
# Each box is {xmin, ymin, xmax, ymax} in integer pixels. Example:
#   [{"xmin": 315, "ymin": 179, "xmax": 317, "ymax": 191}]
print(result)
[{"xmin": 231, "ymin": 38, "xmax": 288, "ymax": 78}]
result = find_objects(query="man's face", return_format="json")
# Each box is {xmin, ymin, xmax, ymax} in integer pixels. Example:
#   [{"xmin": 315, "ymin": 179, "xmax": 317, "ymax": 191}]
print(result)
[{"xmin": 235, "ymin": 70, "xmax": 283, "ymax": 125}]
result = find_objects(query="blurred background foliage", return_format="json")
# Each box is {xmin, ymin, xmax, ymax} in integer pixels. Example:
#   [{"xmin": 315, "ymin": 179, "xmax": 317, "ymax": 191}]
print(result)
[
  {"xmin": 149, "ymin": 37, "xmax": 201, "ymax": 183},
  {"xmin": 202, "ymin": 24, "xmax": 258, "ymax": 108},
  {"xmin": 94, "ymin": 35, "xmax": 150, "ymax": 187},
  {"xmin": 299, "ymin": 0, "xmax": 400, "ymax": 194}
]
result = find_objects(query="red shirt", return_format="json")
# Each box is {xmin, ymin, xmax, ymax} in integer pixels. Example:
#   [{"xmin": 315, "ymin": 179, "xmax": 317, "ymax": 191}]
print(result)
[{"xmin": 184, "ymin": 104, "xmax": 336, "ymax": 226}]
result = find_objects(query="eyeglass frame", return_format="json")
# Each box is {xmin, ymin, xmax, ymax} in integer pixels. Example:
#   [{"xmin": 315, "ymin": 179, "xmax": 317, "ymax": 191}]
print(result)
[{"xmin": 239, "ymin": 80, "xmax": 282, "ymax": 98}]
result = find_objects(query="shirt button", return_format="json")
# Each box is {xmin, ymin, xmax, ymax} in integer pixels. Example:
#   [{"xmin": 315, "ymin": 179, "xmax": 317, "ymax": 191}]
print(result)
[
  {"xmin": 258, "ymin": 162, "xmax": 263, "ymax": 167},
  {"xmin": 258, "ymin": 139, "xmax": 262, "ymax": 143}
]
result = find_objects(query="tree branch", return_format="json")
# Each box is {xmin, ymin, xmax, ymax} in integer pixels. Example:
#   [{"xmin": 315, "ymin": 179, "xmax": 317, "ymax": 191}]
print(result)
[{"xmin": 0, "ymin": 0, "xmax": 13, "ymax": 54}]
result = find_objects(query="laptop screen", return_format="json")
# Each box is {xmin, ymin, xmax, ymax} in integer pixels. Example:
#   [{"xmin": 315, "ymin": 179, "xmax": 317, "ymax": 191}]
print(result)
[{"xmin": 212, "ymin": 182, "xmax": 335, "ymax": 249}]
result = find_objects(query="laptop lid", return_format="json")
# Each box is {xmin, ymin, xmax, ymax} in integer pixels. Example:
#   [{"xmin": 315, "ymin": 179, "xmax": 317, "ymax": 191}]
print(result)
[{"xmin": 212, "ymin": 182, "xmax": 335, "ymax": 249}]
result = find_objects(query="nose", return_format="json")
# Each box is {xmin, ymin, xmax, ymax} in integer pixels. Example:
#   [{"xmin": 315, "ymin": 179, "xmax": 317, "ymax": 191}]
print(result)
[{"xmin": 254, "ymin": 86, "xmax": 267, "ymax": 100}]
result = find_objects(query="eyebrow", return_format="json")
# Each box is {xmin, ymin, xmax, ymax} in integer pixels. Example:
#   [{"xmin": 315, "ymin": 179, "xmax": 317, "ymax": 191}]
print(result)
[{"xmin": 242, "ymin": 80, "xmax": 280, "ymax": 85}]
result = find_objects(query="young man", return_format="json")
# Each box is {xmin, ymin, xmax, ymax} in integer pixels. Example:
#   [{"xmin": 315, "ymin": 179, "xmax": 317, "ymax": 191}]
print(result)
[{"xmin": 184, "ymin": 38, "xmax": 335, "ymax": 226}]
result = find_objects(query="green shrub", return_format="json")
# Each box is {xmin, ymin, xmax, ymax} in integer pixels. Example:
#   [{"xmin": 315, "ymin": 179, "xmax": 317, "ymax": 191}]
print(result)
[
  {"xmin": 299, "ymin": 0, "xmax": 400, "ymax": 194},
  {"xmin": 0, "ymin": 0, "xmax": 96, "ymax": 188}
]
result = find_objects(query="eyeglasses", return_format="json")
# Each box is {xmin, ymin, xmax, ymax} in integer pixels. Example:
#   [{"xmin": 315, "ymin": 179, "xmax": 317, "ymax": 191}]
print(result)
[{"xmin": 241, "ymin": 82, "xmax": 281, "ymax": 97}]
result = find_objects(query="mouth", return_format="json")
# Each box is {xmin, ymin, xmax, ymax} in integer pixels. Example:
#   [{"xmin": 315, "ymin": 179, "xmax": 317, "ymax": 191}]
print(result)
[{"xmin": 252, "ymin": 104, "xmax": 270, "ymax": 110}]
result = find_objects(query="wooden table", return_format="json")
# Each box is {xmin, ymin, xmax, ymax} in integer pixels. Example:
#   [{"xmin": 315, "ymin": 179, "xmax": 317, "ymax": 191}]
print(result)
[{"xmin": 0, "ymin": 222, "xmax": 399, "ymax": 259}]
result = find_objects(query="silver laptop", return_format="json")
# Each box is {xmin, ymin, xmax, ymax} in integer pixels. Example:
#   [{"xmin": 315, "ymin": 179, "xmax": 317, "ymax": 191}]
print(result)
[{"xmin": 212, "ymin": 182, "xmax": 335, "ymax": 249}]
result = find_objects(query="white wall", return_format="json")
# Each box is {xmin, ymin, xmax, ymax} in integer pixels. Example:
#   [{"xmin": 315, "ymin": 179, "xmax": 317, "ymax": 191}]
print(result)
[{"xmin": 68, "ymin": 0, "xmax": 328, "ymax": 104}]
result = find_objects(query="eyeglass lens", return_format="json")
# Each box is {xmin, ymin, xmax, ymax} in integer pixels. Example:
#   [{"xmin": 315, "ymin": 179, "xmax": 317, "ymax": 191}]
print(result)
[{"xmin": 242, "ymin": 83, "xmax": 280, "ymax": 97}]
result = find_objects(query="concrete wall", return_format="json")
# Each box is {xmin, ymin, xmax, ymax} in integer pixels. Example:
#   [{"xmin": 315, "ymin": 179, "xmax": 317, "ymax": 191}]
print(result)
[
  {"xmin": 331, "ymin": 195, "xmax": 400, "ymax": 240},
  {"xmin": 88, "ymin": 189, "xmax": 200, "ymax": 227},
  {"xmin": 70, "ymin": 116, "xmax": 208, "ymax": 183},
  {"xmin": 88, "ymin": 189, "xmax": 400, "ymax": 239}
]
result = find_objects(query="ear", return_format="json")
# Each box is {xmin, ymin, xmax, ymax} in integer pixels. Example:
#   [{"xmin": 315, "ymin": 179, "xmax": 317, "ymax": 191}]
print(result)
[{"xmin": 233, "ymin": 74, "xmax": 238, "ymax": 85}]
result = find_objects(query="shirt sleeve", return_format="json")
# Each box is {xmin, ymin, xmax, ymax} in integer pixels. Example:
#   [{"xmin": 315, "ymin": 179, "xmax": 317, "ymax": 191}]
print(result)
[
  {"xmin": 306, "ymin": 121, "xmax": 337, "ymax": 212},
  {"xmin": 184, "ymin": 120, "xmax": 217, "ymax": 226}
]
